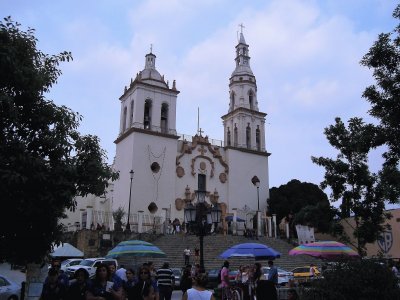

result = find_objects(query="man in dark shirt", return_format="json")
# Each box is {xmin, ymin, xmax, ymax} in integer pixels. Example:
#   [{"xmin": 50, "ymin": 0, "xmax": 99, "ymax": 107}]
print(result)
[{"xmin": 156, "ymin": 262, "xmax": 174, "ymax": 300}]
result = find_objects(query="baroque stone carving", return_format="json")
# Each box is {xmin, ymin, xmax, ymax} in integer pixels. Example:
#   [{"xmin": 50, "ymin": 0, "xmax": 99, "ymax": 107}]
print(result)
[
  {"xmin": 175, "ymin": 198, "xmax": 184, "ymax": 211},
  {"xmin": 176, "ymin": 166, "xmax": 185, "ymax": 178},
  {"xmin": 219, "ymin": 172, "xmax": 227, "ymax": 183}
]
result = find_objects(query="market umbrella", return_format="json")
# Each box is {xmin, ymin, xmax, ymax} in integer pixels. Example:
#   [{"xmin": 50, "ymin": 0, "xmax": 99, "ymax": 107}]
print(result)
[
  {"xmin": 219, "ymin": 242, "xmax": 281, "ymax": 260},
  {"xmin": 289, "ymin": 241, "xmax": 359, "ymax": 259},
  {"xmin": 105, "ymin": 240, "xmax": 166, "ymax": 259}
]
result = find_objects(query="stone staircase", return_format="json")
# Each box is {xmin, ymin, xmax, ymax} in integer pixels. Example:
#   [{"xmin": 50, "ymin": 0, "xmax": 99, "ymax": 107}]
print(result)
[{"xmin": 118, "ymin": 233, "xmax": 320, "ymax": 272}]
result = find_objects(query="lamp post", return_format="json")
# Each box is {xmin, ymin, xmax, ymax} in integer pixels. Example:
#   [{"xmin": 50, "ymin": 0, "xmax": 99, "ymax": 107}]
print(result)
[
  {"xmin": 251, "ymin": 176, "xmax": 260, "ymax": 210},
  {"xmin": 184, "ymin": 190, "xmax": 221, "ymax": 271},
  {"xmin": 125, "ymin": 170, "xmax": 134, "ymax": 232}
]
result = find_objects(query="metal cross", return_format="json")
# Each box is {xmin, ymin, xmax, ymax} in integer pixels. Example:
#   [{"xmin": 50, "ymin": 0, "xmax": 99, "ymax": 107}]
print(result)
[
  {"xmin": 198, "ymin": 128, "xmax": 204, "ymax": 136},
  {"xmin": 239, "ymin": 23, "xmax": 245, "ymax": 33}
]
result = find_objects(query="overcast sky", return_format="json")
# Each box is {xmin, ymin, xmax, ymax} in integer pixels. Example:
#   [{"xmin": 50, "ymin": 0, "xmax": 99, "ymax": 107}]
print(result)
[{"xmin": 2, "ymin": 0, "xmax": 397, "ymax": 195}]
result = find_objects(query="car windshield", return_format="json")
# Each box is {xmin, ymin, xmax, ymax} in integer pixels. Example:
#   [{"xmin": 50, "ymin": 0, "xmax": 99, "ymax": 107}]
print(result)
[
  {"xmin": 80, "ymin": 259, "xmax": 95, "ymax": 266},
  {"xmin": 61, "ymin": 260, "xmax": 69, "ymax": 266},
  {"xmin": 172, "ymin": 269, "xmax": 181, "ymax": 276}
]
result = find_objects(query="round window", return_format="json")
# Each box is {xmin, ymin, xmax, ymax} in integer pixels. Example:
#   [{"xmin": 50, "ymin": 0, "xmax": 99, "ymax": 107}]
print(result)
[{"xmin": 150, "ymin": 162, "xmax": 160, "ymax": 173}]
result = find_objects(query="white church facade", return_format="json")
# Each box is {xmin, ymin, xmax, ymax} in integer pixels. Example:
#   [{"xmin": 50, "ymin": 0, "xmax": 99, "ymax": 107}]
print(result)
[{"xmin": 63, "ymin": 31, "xmax": 271, "ymax": 234}]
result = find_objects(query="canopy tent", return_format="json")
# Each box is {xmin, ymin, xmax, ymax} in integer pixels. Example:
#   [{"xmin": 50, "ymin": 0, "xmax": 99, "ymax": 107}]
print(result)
[
  {"xmin": 51, "ymin": 243, "xmax": 84, "ymax": 258},
  {"xmin": 225, "ymin": 215, "xmax": 246, "ymax": 222}
]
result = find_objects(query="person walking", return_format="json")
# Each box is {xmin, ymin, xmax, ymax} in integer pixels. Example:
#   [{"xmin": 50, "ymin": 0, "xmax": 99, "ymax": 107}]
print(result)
[
  {"xmin": 40, "ymin": 268, "xmax": 67, "ymax": 300},
  {"xmin": 156, "ymin": 262, "xmax": 174, "ymax": 300},
  {"xmin": 180, "ymin": 265, "xmax": 192, "ymax": 296}
]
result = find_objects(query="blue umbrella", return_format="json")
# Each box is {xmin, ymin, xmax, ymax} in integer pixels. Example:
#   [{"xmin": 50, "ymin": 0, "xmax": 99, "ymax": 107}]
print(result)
[
  {"xmin": 105, "ymin": 240, "xmax": 166, "ymax": 259},
  {"xmin": 225, "ymin": 215, "xmax": 246, "ymax": 222},
  {"xmin": 219, "ymin": 243, "xmax": 281, "ymax": 260}
]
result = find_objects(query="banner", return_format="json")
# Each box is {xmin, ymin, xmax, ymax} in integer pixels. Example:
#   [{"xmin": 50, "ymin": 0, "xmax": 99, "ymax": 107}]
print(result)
[{"xmin": 296, "ymin": 225, "xmax": 315, "ymax": 244}]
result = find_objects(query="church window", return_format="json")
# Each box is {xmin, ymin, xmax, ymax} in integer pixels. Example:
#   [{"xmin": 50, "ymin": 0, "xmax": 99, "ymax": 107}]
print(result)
[
  {"xmin": 129, "ymin": 100, "xmax": 134, "ymax": 126},
  {"xmin": 144, "ymin": 99, "xmax": 152, "ymax": 129},
  {"xmin": 234, "ymin": 125, "xmax": 238, "ymax": 147},
  {"xmin": 150, "ymin": 162, "xmax": 160, "ymax": 173},
  {"xmin": 231, "ymin": 93, "xmax": 235, "ymax": 111},
  {"xmin": 123, "ymin": 106, "xmax": 127, "ymax": 132},
  {"xmin": 160, "ymin": 103, "xmax": 169, "ymax": 134},
  {"xmin": 246, "ymin": 123, "xmax": 251, "ymax": 149},
  {"xmin": 256, "ymin": 126, "xmax": 260, "ymax": 151},
  {"xmin": 227, "ymin": 128, "xmax": 231, "ymax": 146},
  {"xmin": 198, "ymin": 174, "xmax": 206, "ymax": 191},
  {"xmin": 239, "ymin": 77, "xmax": 243, "ymax": 81},
  {"xmin": 249, "ymin": 92, "xmax": 254, "ymax": 110}
]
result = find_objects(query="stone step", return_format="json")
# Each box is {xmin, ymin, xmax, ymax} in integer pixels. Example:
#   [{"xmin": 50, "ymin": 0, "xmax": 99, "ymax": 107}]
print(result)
[{"xmin": 118, "ymin": 234, "xmax": 320, "ymax": 272}]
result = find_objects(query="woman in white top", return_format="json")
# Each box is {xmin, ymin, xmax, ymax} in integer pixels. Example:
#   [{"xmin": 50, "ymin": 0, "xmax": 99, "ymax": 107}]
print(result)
[{"xmin": 182, "ymin": 273, "xmax": 215, "ymax": 300}]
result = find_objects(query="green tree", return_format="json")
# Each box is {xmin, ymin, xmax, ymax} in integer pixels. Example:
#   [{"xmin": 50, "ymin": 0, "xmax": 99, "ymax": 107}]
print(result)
[
  {"xmin": 360, "ymin": 4, "xmax": 400, "ymax": 203},
  {"xmin": 302, "ymin": 259, "xmax": 400, "ymax": 300},
  {"xmin": 312, "ymin": 117, "xmax": 388, "ymax": 255},
  {"xmin": 268, "ymin": 179, "xmax": 331, "ymax": 230},
  {"xmin": 0, "ymin": 17, "xmax": 118, "ymax": 265},
  {"xmin": 294, "ymin": 201, "xmax": 339, "ymax": 234},
  {"xmin": 113, "ymin": 207, "xmax": 126, "ymax": 232}
]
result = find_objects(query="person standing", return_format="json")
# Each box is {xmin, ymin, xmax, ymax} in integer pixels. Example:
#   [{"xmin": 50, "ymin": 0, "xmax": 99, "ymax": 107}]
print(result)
[
  {"xmin": 267, "ymin": 260, "xmax": 278, "ymax": 285},
  {"xmin": 183, "ymin": 273, "xmax": 215, "ymax": 300},
  {"xmin": 194, "ymin": 247, "xmax": 200, "ymax": 264},
  {"xmin": 183, "ymin": 246, "xmax": 191, "ymax": 266},
  {"xmin": 115, "ymin": 264, "xmax": 127, "ymax": 282},
  {"xmin": 134, "ymin": 266, "xmax": 155, "ymax": 300},
  {"xmin": 180, "ymin": 265, "xmax": 192, "ymax": 296},
  {"xmin": 65, "ymin": 268, "xmax": 90, "ymax": 300},
  {"xmin": 309, "ymin": 263, "xmax": 316, "ymax": 279},
  {"xmin": 156, "ymin": 262, "xmax": 174, "ymax": 300},
  {"xmin": 40, "ymin": 268, "xmax": 67, "ymax": 300},
  {"xmin": 220, "ymin": 261, "xmax": 230, "ymax": 300}
]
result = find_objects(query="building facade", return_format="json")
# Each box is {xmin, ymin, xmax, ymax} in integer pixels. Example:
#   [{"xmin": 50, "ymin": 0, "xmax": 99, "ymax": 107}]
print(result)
[{"xmin": 63, "ymin": 31, "xmax": 271, "ymax": 233}]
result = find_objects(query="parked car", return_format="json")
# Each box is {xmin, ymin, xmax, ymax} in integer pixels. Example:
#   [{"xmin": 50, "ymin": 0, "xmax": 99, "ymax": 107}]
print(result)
[
  {"xmin": 262, "ymin": 267, "xmax": 294, "ymax": 286},
  {"xmin": 171, "ymin": 268, "xmax": 182, "ymax": 289},
  {"xmin": 228, "ymin": 270, "xmax": 239, "ymax": 283},
  {"xmin": 60, "ymin": 258, "xmax": 83, "ymax": 272},
  {"xmin": 291, "ymin": 266, "xmax": 320, "ymax": 279},
  {"xmin": 0, "ymin": 274, "xmax": 21, "ymax": 300},
  {"xmin": 66, "ymin": 258, "xmax": 118, "ymax": 279},
  {"xmin": 206, "ymin": 269, "xmax": 220, "ymax": 288}
]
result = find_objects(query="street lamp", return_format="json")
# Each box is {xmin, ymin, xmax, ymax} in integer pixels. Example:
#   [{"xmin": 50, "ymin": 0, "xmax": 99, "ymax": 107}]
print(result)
[
  {"xmin": 184, "ymin": 190, "xmax": 221, "ymax": 271},
  {"xmin": 125, "ymin": 170, "xmax": 134, "ymax": 232},
  {"xmin": 251, "ymin": 176, "xmax": 260, "ymax": 210}
]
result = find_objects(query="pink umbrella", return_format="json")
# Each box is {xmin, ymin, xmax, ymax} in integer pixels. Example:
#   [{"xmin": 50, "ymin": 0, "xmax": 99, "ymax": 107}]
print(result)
[{"xmin": 289, "ymin": 241, "xmax": 359, "ymax": 259}]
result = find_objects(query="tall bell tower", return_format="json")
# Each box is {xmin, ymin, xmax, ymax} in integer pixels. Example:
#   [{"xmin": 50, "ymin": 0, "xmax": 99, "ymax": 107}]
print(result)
[{"xmin": 222, "ymin": 27, "xmax": 267, "ymax": 152}]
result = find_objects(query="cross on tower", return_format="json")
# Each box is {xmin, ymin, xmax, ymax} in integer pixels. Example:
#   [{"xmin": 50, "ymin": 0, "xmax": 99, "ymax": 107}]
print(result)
[
  {"xmin": 239, "ymin": 23, "xmax": 245, "ymax": 34},
  {"xmin": 198, "ymin": 128, "xmax": 204, "ymax": 136}
]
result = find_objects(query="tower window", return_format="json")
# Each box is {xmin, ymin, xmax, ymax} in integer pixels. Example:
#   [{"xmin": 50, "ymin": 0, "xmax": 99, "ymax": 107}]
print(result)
[
  {"xmin": 249, "ymin": 92, "xmax": 254, "ymax": 110},
  {"xmin": 129, "ymin": 100, "xmax": 134, "ymax": 126},
  {"xmin": 246, "ymin": 123, "xmax": 251, "ymax": 149},
  {"xmin": 161, "ymin": 103, "xmax": 169, "ymax": 134},
  {"xmin": 234, "ymin": 125, "xmax": 238, "ymax": 147},
  {"xmin": 227, "ymin": 128, "xmax": 231, "ymax": 146},
  {"xmin": 231, "ymin": 93, "xmax": 235, "ymax": 111},
  {"xmin": 256, "ymin": 126, "xmax": 260, "ymax": 151},
  {"xmin": 123, "ymin": 106, "xmax": 127, "ymax": 132},
  {"xmin": 144, "ymin": 99, "xmax": 152, "ymax": 130}
]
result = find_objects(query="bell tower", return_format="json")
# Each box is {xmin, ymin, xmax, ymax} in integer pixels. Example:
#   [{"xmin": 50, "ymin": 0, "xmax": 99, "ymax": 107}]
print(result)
[{"xmin": 222, "ymin": 27, "xmax": 267, "ymax": 152}]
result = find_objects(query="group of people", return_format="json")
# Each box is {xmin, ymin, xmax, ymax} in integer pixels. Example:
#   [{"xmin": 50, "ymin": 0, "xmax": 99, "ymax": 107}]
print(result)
[
  {"xmin": 183, "ymin": 246, "xmax": 200, "ymax": 266},
  {"xmin": 219, "ymin": 260, "xmax": 298, "ymax": 300},
  {"xmin": 40, "ymin": 260, "xmax": 176, "ymax": 300}
]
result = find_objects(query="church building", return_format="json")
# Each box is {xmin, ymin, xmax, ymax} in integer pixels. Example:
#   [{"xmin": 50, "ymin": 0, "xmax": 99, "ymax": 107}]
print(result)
[{"xmin": 63, "ymin": 30, "xmax": 271, "ymax": 233}]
